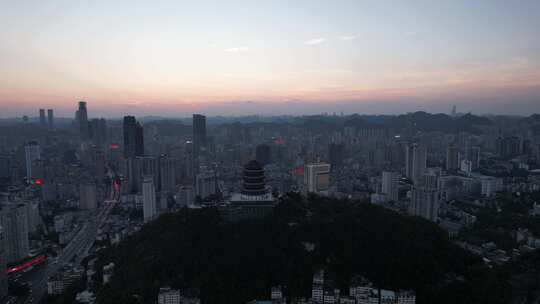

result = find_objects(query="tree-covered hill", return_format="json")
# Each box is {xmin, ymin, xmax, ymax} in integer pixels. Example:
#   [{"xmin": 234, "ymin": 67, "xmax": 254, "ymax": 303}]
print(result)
[{"xmin": 95, "ymin": 194, "xmax": 511, "ymax": 304}]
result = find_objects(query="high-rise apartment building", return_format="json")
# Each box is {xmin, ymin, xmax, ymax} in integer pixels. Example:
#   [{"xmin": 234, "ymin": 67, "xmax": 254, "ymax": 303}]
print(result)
[
  {"xmin": 192, "ymin": 114, "xmax": 207, "ymax": 159},
  {"xmin": 410, "ymin": 173, "xmax": 440, "ymax": 223},
  {"xmin": 0, "ymin": 204, "xmax": 29, "ymax": 263},
  {"xmin": 123, "ymin": 116, "xmax": 144, "ymax": 158},
  {"xmin": 305, "ymin": 163, "xmax": 331, "ymax": 193},
  {"xmin": 143, "ymin": 176, "xmax": 157, "ymax": 223},
  {"xmin": 405, "ymin": 143, "xmax": 427, "ymax": 184},
  {"xmin": 446, "ymin": 144, "xmax": 459, "ymax": 171},
  {"xmin": 381, "ymin": 171, "xmax": 399, "ymax": 202},
  {"xmin": 24, "ymin": 141, "xmax": 41, "ymax": 178},
  {"xmin": 159, "ymin": 155, "xmax": 177, "ymax": 193}
]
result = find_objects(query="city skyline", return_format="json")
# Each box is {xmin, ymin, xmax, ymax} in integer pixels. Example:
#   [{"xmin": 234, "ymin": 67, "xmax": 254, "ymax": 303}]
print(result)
[
  {"xmin": 2, "ymin": 0, "xmax": 540, "ymax": 117},
  {"xmin": 3, "ymin": 2, "xmax": 540, "ymax": 303}
]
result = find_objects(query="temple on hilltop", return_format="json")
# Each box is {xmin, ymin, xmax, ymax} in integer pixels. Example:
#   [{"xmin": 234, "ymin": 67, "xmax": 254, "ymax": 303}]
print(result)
[{"xmin": 220, "ymin": 160, "xmax": 276, "ymax": 221}]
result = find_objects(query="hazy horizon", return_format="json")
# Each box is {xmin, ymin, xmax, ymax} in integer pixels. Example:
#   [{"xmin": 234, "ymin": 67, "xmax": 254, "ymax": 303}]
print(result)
[{"xmin": 2, "ymin": 0, "xmax": 540, "ymax": 117}]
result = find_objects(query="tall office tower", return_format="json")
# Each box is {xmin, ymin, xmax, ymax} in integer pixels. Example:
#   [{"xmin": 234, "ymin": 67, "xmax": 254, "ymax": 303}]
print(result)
[
  {"xmin": 328, "ymin": 143, "xmax": 344, "ymax": 168},
  {"xmin": 381, "ymin": 171, "xmax": 399, "ymax": 202},
  {"xmin": 183, "ymin": 141, "xmax": 194, "ymax": 182},
  {"xmin": 305, "ymin": 163, "xmax": 331, "ymax": 193},
  {"xmin": 159, "ymin": 156, "xmax": 177, "ymax": 193},
  {"xmin": 405, "ymin": 143, "xmax": 427, "ymax": 184},
  {"xmin": 123, "ymin": 116, "xmax": 144, "ymax": 158},
  {"xmin": 78, "ymin": 101, "xmax": 89, "ymax": 139},
  {"xmin": 192, "ymin": 114, "xmax": 207, "ymax": 159},
  {"xmin": 142, "ymin": 176, "xmax": 157, "ymax": 223},
  {"xmin": 24, "ymin": 141, "xmax": 41, "ymax": 178},
  {"xmin": 90, "ymin": 118, "xmax": 107, "ymax": 146},
  {"xmin": 0, "ymin": 204, "xmax": 29, "ymax": 263},
  {"xmin": 47, "ymin": 109, "xmax": 54, "ymax": 130},
  {"xmin": 410, "ymin": 186, "xmax": 440, "ymax": 222},
  {"xmin": 39, "ymin": 109, "xmax": 46, "ymax": 127},
  {"xmin": 255, "ymin": 144, "xmax": 271, "ymax": 166},
  {"xmin": 80, "ymin": 183, "xmax": 97, "ymax": 210},
  {"xmin": 446, "ymin": 144, "xmax": 460, "ymax": 171},
  {"xmin": 0, "ymin": 227, "xmax": 7, "ymax": 299},
  {"xmin": 195, "ymin": 168, "xmax": 217, "ymax": 200}
]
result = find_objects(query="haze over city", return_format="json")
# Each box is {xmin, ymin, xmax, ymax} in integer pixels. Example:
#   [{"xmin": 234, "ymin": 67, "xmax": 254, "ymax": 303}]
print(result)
[
  {"xmin": 2, "ymin": 0, "xmax": 540, "ymax": 117},
  {"xmin": 4, "ymin": 1, "xmax": 540, "ymax": 304}
]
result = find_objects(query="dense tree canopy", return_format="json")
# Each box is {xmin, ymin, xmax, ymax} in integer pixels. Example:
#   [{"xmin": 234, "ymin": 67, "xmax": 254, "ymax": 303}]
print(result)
[{"xmin": 95, "ymin": 193, "xmax": 524, "ymax": 304}]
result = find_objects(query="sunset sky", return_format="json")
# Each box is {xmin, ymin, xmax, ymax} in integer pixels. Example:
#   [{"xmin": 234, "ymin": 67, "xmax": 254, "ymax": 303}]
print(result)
[{"xmin": 1, "ymin": 0, "xmax": 540, "ymax": 117}]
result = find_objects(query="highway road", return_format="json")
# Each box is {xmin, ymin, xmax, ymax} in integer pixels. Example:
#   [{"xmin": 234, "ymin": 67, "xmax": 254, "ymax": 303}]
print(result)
[{"xmin": 26, "ymin": 179, "xmax": 119, "ymax": 303}]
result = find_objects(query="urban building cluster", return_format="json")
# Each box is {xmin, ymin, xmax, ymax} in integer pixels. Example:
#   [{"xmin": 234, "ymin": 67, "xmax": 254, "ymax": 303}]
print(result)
[
  {"xmin": 0, "ymin": 101, "xmax": 540, "ymax": 302},
  {"xmin": 251, "ymin": 270, "xmax": 415, "ymax": 304}
]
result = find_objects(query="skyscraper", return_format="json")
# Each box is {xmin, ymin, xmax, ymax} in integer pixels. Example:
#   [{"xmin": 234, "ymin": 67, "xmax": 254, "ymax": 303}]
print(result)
[
  {"xmin": 47, "ymin": 109, "xmax": 54, "ymax": 130},
  {"xmin": 192, "ymin": 114, "xmax": 207, "ymax": 159},
  {"xmin": 39, "ymin": 109, "xmax": 46, "ymax": 127},
  {"xmin": 446, "ymin": 144, "xmax": 460, "ymax": 171},
  {"xmin": 159, "ymin": 155, "xmax": 177, "ymax": 193},
  {"xmin": 123, "ymin": 116, "xmax": 144, "ymax": 158},
  {"xmin": 381, "ymin": 171, "xmax": 399, "ymax": 202},
  {"xmin": 410, "ymin": 170, "xmax": 440, "ymax": 222},
  {"xmin": 78, "ymin": 101, "xmax": 89, "ymax": 139},
  {"xmin": 24, "ymin": 141, "xmax": 41, "ymax": 178},
  {"xmin": 405, "ymin": 143, "xmax": 427, "ymax": 184},
  {"xmin": 90, "ymin": 118, "xmax": 107, "ymax": 146},
  {"xmin": 142, "ymin": 176, "xmax": 157, "ymax": 223}
]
